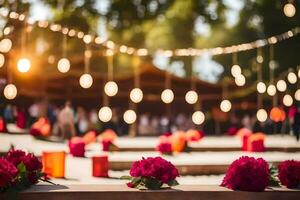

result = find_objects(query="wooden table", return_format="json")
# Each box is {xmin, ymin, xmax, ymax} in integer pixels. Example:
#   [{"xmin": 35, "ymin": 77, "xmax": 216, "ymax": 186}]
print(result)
[{"xmin": 3, "ymin": 185, "xmax": 299, "ymax": 200}]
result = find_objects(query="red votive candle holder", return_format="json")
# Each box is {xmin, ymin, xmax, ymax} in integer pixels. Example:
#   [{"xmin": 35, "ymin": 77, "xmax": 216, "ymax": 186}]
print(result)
[
  {"xmin": 92, "ymin": 155, "xmax": 109, "ymax": 177},
  {"xmin": 42, "ymin": 151, "xmax": 66, "ymax": 178},
  {"xmin": 69, "ymin": 137, "xmax": 85, "ymax": 157}
]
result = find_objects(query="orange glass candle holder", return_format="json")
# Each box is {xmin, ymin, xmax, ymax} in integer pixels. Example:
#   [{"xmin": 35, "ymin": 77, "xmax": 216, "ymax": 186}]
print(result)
[
  {"xmin": 42, "ymin": 151, "xmax": 66, "ymax": 178},
  {"xmin": 92, "ymin": 156, "xmax": 108, "ymax": 177}
]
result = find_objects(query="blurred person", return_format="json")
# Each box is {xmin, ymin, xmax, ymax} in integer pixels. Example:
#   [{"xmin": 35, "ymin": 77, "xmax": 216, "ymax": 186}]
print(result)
[
  {"xmin": 89, "ymin": 109, "xmax": 100, "ymax": 130},
  {"xmin": 58, "ymin": 101, "xmax": 76, "ymax": 139},
  {"xmin": 3, "ymin": 104, "xmax": 14, "ymax": 123},
  {"xmin": 292, "ymin": 105, "xmax": 300, "ymax": 142},
  {"xmin": 75, "ymin": 107, "xmax": 89, "ymax": 136},
  {"xmin": 28, "ymin": 101, "xmax": 39, "ymax": 125}
]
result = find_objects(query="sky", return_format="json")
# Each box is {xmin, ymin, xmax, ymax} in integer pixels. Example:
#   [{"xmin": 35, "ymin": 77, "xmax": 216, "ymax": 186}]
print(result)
[{"xmin": 27, "ymin": 0, "xmax": 244, "ymax": 83}]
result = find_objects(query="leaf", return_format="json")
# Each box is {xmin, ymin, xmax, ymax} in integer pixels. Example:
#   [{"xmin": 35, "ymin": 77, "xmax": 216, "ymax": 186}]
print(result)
[
  {"xmin": 17, "ymin": 163, "xmax": 26, "ymax": 173},
  {"xmin": 120, "ymin": 176, "xmax": 132, "ymax": 180},
  {"xmin": 131, "ymin": 177, "xmax": 142, "ymax": 185},
  {"xmin": 269, "ymin": 165, "xmax": 280, "ymax": 187},
  {"xmin": 168, "ymin": 179, "xmax": 179, "ymax": 187}
]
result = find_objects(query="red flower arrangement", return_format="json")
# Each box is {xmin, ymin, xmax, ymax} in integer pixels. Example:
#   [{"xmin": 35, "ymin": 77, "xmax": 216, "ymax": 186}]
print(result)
[
  {"xmin": 29, "ymin": 118, "xmax": 51, "ymax": 137},
  {"xmin": 1, "ymin": 149, "xmax": 51, "ymax": 193},
  {"xmin": 221, "ymin": 156, "xmax": 270, "ymax": 192},
  {"xmin": 156, "ymin": 142, "xmax": 173, "ymax": 155},
  {"xmin": 0, "ymin": 158, "xmax": 18, "ymax": 191},
  {"xmin": 122, "ymin": 157, "xmax": 179, "ymax": 190},
  {"xmin": 278, "ymin": 160, "xmax": 300, "ymax": 188},
  {"xmin": 98, "ymin": 129, "xmax": 118, "ymax": 151}
]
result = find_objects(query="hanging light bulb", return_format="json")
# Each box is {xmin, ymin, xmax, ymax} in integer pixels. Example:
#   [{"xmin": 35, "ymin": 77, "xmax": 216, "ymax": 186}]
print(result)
[
  {"xmin": 287, "ymin": 72, "xmax": 297, "ymax": 84},
  {"xmin": 3, "ymin": 84, "xmax": 17, "ymax": 100},
  {"xmin": 256, "ymin": 109, "xmax": 268, "ymax": 122},
  {"xmin": 231, "ymin": 64, "xmax": 241, "ymax": 77},
  {"xmin": 220, "ymin": 99, "xmax": 232, "ymax": 112},
  {"xmin": 123, "ymin": 109, "xmax": 137, "ymax": 124},
  {"xmin": 185, "ymin": 90, "xmax": 198, "ymax": 104},
  {"xmin": 161, "ymin": 89, "xmax": 174, "ymax": 104},
  {"xmin": 235, "ymin": 74, "xmax": 246, "ymax": 86},
  {"xmin": 295, "ymin": 89, "xmax": 300, "ymax": 101},
  {"xmin": 79, "ymin": 73, "xmax": 93, "ymax": 88},
  {"xmin": 0, "ymin": 53, "xmax": 4, "ymax": 68},
  {"xmin": 98, "ymin": 106, "xmax": 112, "ymax": 122},
  {"xmin": 257, "ymin": 82, "xmax": 266, "ymax": 93},
  {"xmin": 283, "ymin": 94, "xmax": 293, "ymax": 107},
  {"xmin": 57, "ymin": 58, "xmax": 70, "ymax": 73},
  {"xmin": 267, "ymin": 84, "xmax": 276, "ymax": 96},
  {"xmin": 276, "ymin": 80, "xmax": 287, "ymax": 92},
  {"xmin": 0, "ymin": 38, "xmax": 12, "ymax": 53},
  {"xmin": 130, "ymin": 88, "xmax": 143, "ymax": 103},
  {"xmin": 256, "ymin": 55, "xmax": 263, "ymax": 63},
  {"xmin": 17, "ymin": 58, "xmax": 31, "ymax": 73},
  {"xmin": 104, "ymin": 81, "xmax": 118, "ymax": 96},
  {"xmin": 192, "ymin": 111, "xmax": 205, "ymax": 125},
  {"xmin": 283, "ymin": 3, "xmax": 296, "ymax": 17}
]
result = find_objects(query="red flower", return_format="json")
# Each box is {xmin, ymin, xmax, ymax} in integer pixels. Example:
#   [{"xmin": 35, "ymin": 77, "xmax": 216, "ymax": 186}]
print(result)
[
  {"xmin": 0, "ymin": 158, "xmax": 18, "ymax": 188},
  {"xmin": 22, "ymin": 153, "xmax": 42, "ymax": 172},
  {"xmin": 129, "ymin": 157, "xmax": 179, "ymax": 184},
  {"xmin": 5, "ymin": 149, "xmax": 26, "ymax": 166},
  {"xmin": 278, "ymin": 160, "xmax": 300, "ymax": 188},
  {"xmin": 127, "ymin": 182, "xmax": 134, "ymax": 188},
  {"xmin": 156, "ymin": 142, "xmax": 172, "ymax": 155},
  {"xmin": 221, "ymin": 156, "xmax": 269, "ymax": 192}
]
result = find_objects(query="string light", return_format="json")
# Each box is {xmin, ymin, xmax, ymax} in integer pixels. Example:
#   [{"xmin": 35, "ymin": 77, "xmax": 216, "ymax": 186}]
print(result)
[
  {"xmin": 231, "ymin": 64, "xmax": 241, "ymax": 77},
  {"xmin": 130, "ymin": 88, "xmax": 143, "ymax": 103},
  {"xmin": 283, "ymin": 3, "xmax": 296, "ymax": 17},
  {"xmin": 220, "ymin": 99, "xmax": 232, "ymax": 112},
  {"xmin": 57, "ymin": 58, "xmax": 70, "ymax": 73},
  {"xmin": 295, "ymin": 89, "xmax": 300, "ymax": 101},
  {"xmin": 0, "ymin": 38, "xmax": 12, "ymax": 53},
  {"xmin": 276, "ymin": 80, "xmax": 287, "ymax": 92},
  {"xmin": 192, "ymin": 111, "xmax": 205, "ymax": 125},
  {"xmin": 161, "ymin": 89, "xmax": 174, "ymax": 104},
  {"xmin": 98, "ymin": 106, "xmax": 112, "ymax": 122},
  {"xmin": 17, "ymin": 58, "xmax": 31, "ymax": 73},
  {"xmin": 123, "ymin": 109, "xmax": 137, "ymax": 124},
  {"xmin": 3, "ymin": 84, "xmax": 17, "ymax": 100},
  {"xmin": 257, "ymin": 82, "xmax": 266, "ymax": 93},
  {"xmin": 104, "ymin": 81, "xmax": 118, "ymax": 97},
  {"xmin": 185, "ymin": 90, "xmax": 198, "ymax": 104},
  {"xmin": 79, "ymin": 73, "xmax": 93, "ymax": 88},
  {"xmin": 2, "ymin": 11, "xmax": 300, "ymax": 57},
  {"xmin": 256, "ymin": 55, "xmax": 263, "ymax": 63},
  {"xmin": 283, "ymin": 94, "xmax": 293, "ymax": 107},
  {"xmin": 287, "ymin": 72, "xmax": 297, "ymax": 84},
  {"xmin": 267, "ymin": 84, "xmax": 276, "ymax": 96},
  {"xmin": 256, "ymin": 109, "xmax": 268, "ymax": 122},
  {"xmin": 0, "ymin": 53, "xmax": 4, "ymax": 68},
  {"xmin": 235, "ymin": 74, "xmax": 246, "ymax": 86}
]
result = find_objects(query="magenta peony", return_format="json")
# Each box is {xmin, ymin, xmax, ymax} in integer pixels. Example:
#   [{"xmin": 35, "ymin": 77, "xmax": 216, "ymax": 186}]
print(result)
[
  {"xmin": 278, "ymin": 160, "xmax": 300, "ymax": 188},
  {"xmin": 5, "ymin": 149, "xmax": 26, "ymax": 166},
  {"xmin": 156, "ymin": 142, "xmax": 173, "ymax": 155},
  {"xmin": 0, "ymin": 158, "xmax": 18, "ymax": 189},
  {"xmin": 221, "ymin": 156, "xmax": 269, "ymax": 192},
  {"xmin": 5, "ymin": 149, "xmax": 43, "ymax": 185},
  {"xmin": 124, "ymin": 157, "xmax": 179, "ymax": 189}
]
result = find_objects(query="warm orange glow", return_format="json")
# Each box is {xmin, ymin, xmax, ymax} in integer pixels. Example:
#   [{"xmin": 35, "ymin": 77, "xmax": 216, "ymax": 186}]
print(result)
[
  {"xmin": 171, "ymin": 131, "xmax": 186, "ymax": 152},
  {"xmin": 270, "ymin": 107, "xmax": 286, "ymax": 122},
  {"xmin": 82, "ymin": 130, "xmax": 97, "ymax": 144},
  {"xmin": 42, "ymin": 151, "xmax": 66, "ymax": 178},
  {"xmin": 98, "ymin": 129, "xmax": 117, "ymax": 142}
]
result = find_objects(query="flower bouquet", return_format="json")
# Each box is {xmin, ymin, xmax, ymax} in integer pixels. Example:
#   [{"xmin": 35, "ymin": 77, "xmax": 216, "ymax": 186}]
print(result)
[
  {"xmin": 0, "ymin": 149, "xmax": 52, "ymax": 195},
  {"xmin": 98, "ymin": 129, "xmax": 118, "ymax": 151},
  {"xmin": 121, "ymin": 157, "xmax": 179, "ymax": 190},
  {"xmin": 221, "ymin": 156, "xmax": 270, "ymax": 192},
  {"xmin": 278, "ymin": 160, "xmax": 300, "ymax": 188}
]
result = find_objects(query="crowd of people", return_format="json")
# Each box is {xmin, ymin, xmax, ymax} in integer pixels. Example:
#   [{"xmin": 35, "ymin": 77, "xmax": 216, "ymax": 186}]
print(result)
[{"xmin": 0, "ymin": 100, "xmax": 300, "ymax": 141}]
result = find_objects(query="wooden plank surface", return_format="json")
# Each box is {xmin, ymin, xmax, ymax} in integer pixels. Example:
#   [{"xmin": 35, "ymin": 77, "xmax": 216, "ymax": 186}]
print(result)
[{"xmin": 1, "ymin": 185, "xmax": 299, "ymax": 200}]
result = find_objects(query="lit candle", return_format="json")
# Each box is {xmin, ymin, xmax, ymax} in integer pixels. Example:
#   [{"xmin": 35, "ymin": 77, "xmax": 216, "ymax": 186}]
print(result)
[
  {"xmin": 42, "ymin": 151, "xmax": 66, "ymax": 178},
  {"xmin": 92, "ymin": 155, "xmax": 108, "ymax": 177}
]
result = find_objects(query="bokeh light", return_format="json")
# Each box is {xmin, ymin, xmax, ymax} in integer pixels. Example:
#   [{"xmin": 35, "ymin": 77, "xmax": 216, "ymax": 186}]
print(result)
[
  {"xmin": 161, "ymin": 89, "xmax": 174, "ymax": 104},
  {"xmin": 57, "ymin": 58, "xmax": 70, "ymax": 73},
  {"xmin": 257, "ymin": 82, "xmax": 266, "ymax": 94},
  {"xmin": 220, "ymin": 99, "xmax": 232, "ymax": 112},
  {"xmin": 3, "ymin": 84, "xmax": 17, "ymax": 100},
  {"xmin": 185, "ymin": 90, "xmax": 198, "ymax": 104},
  {"xmin": 130, "ymin": 88, "xmax": 143, "ymax": 103},
  {"xmin": 256, "ymin": 109, "xmax": 268, "ymax": 122},
  {"xmin": 123, "ymin": 109, "xmax": 137, "ymax": 124},
  {"xmin": 79, "ymin": 73, "xmax": 93, "ymax": 88},
  {"xmin": 104, "ymin": 81, "xmax": 118, "ymax": 97},
  {"xmin": 98, "ymin": 106, "xmax": 112, "ymax": 122},
  {"xmin": 17, "ymin": 58, "xmax": 31, "ymax": 73},
  {"xmin": 192, "ymin": 111, "xmax": 205, "ymax": 125}
]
